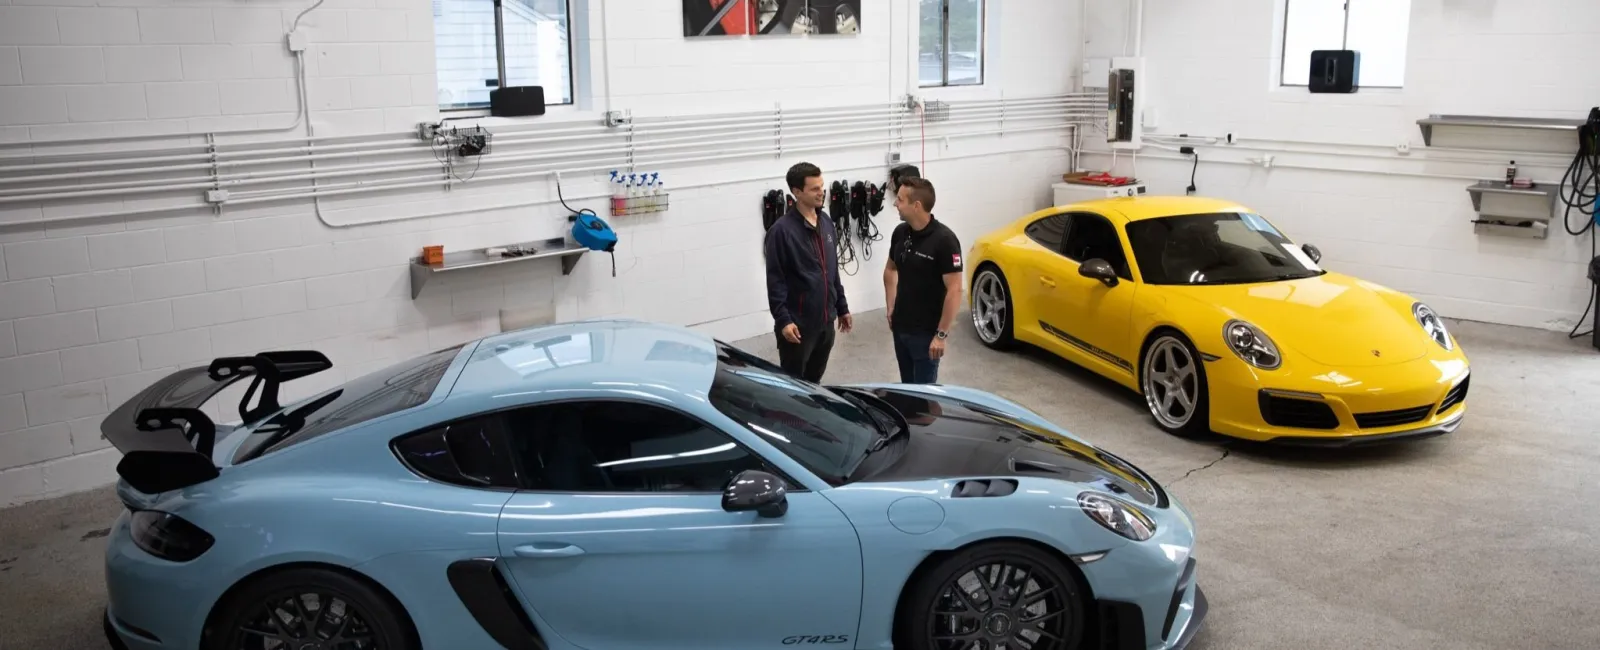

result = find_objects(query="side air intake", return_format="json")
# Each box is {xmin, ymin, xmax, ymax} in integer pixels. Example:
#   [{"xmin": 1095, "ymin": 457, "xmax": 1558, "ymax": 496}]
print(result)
[{"xmin": 952, "ymin": 479, "xmax": 1019, "ymax": 498}]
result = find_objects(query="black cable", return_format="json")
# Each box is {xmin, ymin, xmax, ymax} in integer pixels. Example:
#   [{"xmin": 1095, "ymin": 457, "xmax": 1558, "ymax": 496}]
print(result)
[
  {"xmin": 1559, "ymin": 107, "xmax": 1599, "ymax": 339},
  {"xmin": 1181, "ymin": 146, "xmax": 1198, "ymax": 195}
]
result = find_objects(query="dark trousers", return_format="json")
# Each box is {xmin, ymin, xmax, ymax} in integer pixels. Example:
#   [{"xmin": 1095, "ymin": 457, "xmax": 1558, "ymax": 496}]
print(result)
[
  {"xmin": 893, "ymin": 330, "xmax": 940, "ymax": 384},
  {"xmin": 776, "ymin": 325, "xmax": 836, "ymax": 383}
]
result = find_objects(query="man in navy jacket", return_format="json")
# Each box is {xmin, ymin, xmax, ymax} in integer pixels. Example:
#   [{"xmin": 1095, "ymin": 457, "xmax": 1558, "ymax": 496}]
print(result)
[{"xmin": 764, "ymin": 162, "xmax": 853, "ymax": 382}]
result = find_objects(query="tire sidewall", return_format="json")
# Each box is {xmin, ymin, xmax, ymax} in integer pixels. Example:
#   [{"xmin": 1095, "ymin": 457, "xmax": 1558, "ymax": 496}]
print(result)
[
  {"xmin": 1142, "ymin": 331, "xmax": 1210, "ymax": 438},
  {"xmin": 897, "ymin": 541, "xmax": 1085, "ymax": 649},
  {"xmin": 204, "ymin": 568, "xmax": 416, "ymax": 650},
  {"xmin": 972, "ymin": 267, "xmax": 1015, "ymax": 349}
]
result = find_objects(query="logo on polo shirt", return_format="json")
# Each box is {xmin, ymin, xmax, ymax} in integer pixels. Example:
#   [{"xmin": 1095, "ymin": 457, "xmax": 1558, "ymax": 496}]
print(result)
[{"xmin": 952, "ymin": 253, "xmax": 962, "ymax": 266}]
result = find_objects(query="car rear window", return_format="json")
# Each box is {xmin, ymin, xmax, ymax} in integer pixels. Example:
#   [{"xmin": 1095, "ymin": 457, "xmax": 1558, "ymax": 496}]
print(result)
[{"xmin": 231, "ymin": 345, "xmax": 464, "ymax": 463}]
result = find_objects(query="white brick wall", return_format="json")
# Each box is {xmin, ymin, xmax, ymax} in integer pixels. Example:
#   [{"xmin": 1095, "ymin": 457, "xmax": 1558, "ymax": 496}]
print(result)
[
  {"xmin": 0, "ymin": 0, "xmax": 1080, "ymax": 504},
  {"xmin": 1084, "ymin": 0, "xmax": 1599, "ymax": 332}
]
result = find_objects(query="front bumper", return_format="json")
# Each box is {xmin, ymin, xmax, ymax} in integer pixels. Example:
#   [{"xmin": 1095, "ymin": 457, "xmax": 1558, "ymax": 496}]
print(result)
[
  {"xmin": 1204, "ymin": 350, "xmax": 1470, "ymax": 444},
  {"xmin": 1093, "ymin": 560, "xmax": 1208, "ymax": 650}
]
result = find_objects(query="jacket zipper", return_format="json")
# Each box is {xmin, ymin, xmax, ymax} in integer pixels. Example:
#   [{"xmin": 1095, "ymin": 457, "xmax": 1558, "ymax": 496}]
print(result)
[{"xmin": 813, "ymin": 226, "xmax": 830, "ymax": 327}]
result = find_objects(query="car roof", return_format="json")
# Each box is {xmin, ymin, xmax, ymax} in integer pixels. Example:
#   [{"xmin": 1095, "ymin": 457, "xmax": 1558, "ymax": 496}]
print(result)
[
  {"xmin": 445, "ymin": 319, "xmax": 723, "ymax": 400},
  {"xmin": 1067, "ymin": 195, "xmax": 1252, "ymax": 223}
]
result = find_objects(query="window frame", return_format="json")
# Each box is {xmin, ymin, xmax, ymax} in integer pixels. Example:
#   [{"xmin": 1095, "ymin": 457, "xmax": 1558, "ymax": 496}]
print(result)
[
  {"xmin": 1277, "ymin": 0, "xmax": 1408, "ymax": 89},
  {"xmin": 918, "ymin": 0, "xmax": 987, "ymax": 89},
  {"xmin": 1057, "ymin": 211, "xmax": 1134, "ymax": 281},
  {"xmin": 436, "ymin": 0, "xmax": 578, "ymax": 112},
  {"xmin": 390, "ymin": 413, "xmax": 524, "ymax": 491},
  {"xmin": 490, "ymin": 397, "xmax": 809, "ymax": 496}
]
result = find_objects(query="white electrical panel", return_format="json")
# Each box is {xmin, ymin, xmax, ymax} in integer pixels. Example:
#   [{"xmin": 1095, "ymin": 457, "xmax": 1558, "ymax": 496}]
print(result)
[{"xmin": 1053, "ymin": 182, "xmax": 1147, "ymax": 207}]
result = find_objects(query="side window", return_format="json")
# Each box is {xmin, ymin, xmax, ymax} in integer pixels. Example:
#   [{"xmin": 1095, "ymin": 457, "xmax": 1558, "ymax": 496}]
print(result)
[
  {"xmin": 505, "ymin": 401, "xmax": 769, "ymax": 493},
  {"xmin": 392, "ymin": 416, "xmax": 519, "ymax": 489},
  {"xmin": 1024, "ymin": 214, "xmax": 1071, "ymax": 252},
  {"xmin": 1061, "ymin": 213, "xmax": 1132, "ymax": 279}
]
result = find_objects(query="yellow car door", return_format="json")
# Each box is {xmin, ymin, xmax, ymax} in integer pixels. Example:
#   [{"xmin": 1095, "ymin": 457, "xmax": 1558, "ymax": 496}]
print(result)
[{"xmin": 1037, "ymin": 210, "xmax": 1141, "ymax": 384}]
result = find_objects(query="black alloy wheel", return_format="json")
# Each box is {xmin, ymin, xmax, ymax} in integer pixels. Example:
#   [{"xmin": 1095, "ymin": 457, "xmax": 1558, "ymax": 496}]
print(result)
[
  {"xmin": 899, "ymin": 541, "xmax": 1085, "ymax": 650},
  {"xmin": 206, "ymin": 568, "xmax": 416, "ymax": 650}
]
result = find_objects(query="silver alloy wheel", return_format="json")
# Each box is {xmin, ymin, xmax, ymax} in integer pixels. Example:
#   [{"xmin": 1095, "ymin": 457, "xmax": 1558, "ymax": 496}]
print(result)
[
  {"xmin": 1143, "ymin": 337, "xmax": 1200, "ymax": 429},
  {"xmin": 971, "ymin": 270, "xmax": 1008, "ymax": 344}
]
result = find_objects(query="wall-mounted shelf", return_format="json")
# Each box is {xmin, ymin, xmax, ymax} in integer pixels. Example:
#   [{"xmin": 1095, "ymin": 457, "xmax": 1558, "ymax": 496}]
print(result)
[
  {"xmin": 409, "ymin": 237, "xmax": 586, "ymax": 299},
  {"xmin": 1466, "ymin": 181, "xmax": 1559, "ymax": 240},
  {"xmin": 1417, "ymin": 114, "xmax": 1585, "ymax": 154}
]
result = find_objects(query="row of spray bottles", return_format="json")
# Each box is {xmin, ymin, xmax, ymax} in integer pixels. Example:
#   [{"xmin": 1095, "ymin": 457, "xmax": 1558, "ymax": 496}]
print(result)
[{"xmin": 610, "ymin": 170, "xmax": 668, "ymax": 214}]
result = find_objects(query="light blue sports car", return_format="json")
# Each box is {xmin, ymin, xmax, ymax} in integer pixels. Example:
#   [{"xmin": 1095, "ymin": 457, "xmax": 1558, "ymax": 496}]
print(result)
[{"xmin": 100, "ymin": 319, "xmax": 1207, "ymax": 650}]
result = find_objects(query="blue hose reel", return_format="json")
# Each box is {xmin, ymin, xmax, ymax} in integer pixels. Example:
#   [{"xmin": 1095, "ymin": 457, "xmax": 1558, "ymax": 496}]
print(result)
[{"xmin": 570, "ymin": 211, "xmax": 618, "ymax": 276}]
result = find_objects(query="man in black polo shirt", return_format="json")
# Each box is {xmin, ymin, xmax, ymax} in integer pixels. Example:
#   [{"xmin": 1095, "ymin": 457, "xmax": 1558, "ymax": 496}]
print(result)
[{"xmin": 883, "ymin": 177, "xmax": 963, "ymax": 384}]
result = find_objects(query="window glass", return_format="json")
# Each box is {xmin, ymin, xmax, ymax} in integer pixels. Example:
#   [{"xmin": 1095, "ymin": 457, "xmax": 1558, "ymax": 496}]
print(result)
[
  {"xmin": 506, "ymin": 401, "xmax": 766, "ymax": 493},
  {"xmin": 1061, "ymin": 214, "xmax": 1130, "ymax": 278},
  {"xmin": 1124, "ymin": 212, "xmax": 1325, "ymax": 286},
  {"xmin": 233, "ymin": 345, "xmax": 464, "ymax": 462},
  {"xmin": 1281, "ymin": 0, "xmax": 1410, "ymax": 88},
  {"xmin": 435, "ymin": 0, "xmax": 572, "ymax": 109},
  {"xmin": 918, "ymin": 0, "xmax": 985, "ymax": 87},
  {"xmin": 393, "ymin": 417, "xmax": 518, "ymax": 489},
  {"xmin": 708, "ymin": 343, "xmax": 879, "ymax": 487},
  {"xmin": 1024, "ymin": 214, "xmax": 1070, "ymax": 252}
]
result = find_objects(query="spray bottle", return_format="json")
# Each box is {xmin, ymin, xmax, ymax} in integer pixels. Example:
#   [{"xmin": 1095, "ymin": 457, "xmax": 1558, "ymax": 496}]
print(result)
[
  {"xmin": 610, "ymin": 171, "xmax": 624, "ymax": 214},
  {"xmin": 654, "ymin": 174, "xmax": 666, "ymax": 212}
]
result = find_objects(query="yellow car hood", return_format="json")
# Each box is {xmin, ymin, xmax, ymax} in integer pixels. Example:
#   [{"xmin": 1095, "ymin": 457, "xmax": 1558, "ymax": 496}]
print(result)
[{"xmin": 1163, "ymin": 273, "xmax": 1430, "ymax": 367}]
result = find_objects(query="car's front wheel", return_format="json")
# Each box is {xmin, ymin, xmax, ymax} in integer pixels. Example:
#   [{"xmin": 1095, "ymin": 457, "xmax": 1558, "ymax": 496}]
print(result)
[
  {"xmin": 204, "ymin": 567, "xmax": 418, "ymax": 650},
  {"xmin": 1142, "ymin": 331, "xmax": 1210, "ymax": 438},
  {"xmin": 971, "ymin": 266, "xmax": 1015, "ymax": 349},
  {"xmin": 897, "ymin": 541, "xmax": 1085, "ymax": 650}
]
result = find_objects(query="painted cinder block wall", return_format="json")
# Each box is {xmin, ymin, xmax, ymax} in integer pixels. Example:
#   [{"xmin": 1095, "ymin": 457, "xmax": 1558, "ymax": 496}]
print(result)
[
  {"xmin": 0, "ymin": 0, "xmax": 1082, "ymax": 505},
  {"xmin": 1082, "ymin": 0, "xmax": 1598, "ymax": 331}
]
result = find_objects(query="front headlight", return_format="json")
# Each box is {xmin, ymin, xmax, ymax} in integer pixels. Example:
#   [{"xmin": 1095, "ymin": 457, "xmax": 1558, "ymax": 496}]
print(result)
[
  {"xmin": 1412, "ymin": 302, "xmax": 1453, "ymax": 351},
  {"xmin": 1077, "ymin": 492, "xmax": 1157, "ymax": 541},
  {"xmin": 1223, "ymin": 319, "xmax": 1281, "ymax": 370}
]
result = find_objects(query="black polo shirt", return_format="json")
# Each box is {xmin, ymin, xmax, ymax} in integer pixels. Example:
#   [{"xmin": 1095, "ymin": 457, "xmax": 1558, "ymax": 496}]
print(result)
[{"xmin": 889, "ymin": 216, "xmax": 963, "ymax": 335}]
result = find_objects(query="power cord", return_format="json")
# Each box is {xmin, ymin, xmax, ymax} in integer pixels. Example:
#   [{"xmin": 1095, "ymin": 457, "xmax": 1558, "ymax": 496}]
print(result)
[
  {"xmin": 1560, "ymin": 107, "xmax": 1598, "ymax": 340},
  {"xmin": 1181, "ymin": 146, "xmax": 1199, "ymax": 195}
]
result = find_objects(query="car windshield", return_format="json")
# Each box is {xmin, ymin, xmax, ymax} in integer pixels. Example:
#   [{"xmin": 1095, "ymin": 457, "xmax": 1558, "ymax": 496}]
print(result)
[
  {"xmin": 707, "ymin": 343, "xmax": 880, "ymax": 487},
  {"xmin": 1124, "ymin": 212, "xmax": 1325, "ymax": 285}
]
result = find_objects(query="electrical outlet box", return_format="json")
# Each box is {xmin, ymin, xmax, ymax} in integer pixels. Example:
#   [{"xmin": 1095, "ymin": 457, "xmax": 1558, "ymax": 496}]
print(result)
[
  {"xmin": 604, "ymin": 111, "xmax": 630, "ymax": 127},
  {"xmin": 286, "ymin": 30, "xmax": 308, "ymax": 53},
  {"xmin": 417, "ymin": 122, "xmax": 441, "ymax": 141},
  {"xmin": 886, "ymin": 152, "xmax": 901, "ymax": 164},
  {"xmin": 205, "ymin": 189, "xmax": 230, "ymax": 203},
  {"xmin": 1082, "ymin": 58, "xmax": 1112, "ymax": 89}
]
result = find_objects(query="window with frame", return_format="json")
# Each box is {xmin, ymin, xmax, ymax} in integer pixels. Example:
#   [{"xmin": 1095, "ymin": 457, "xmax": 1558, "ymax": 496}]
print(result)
[
  {"xmin": 1061, "ymin": 214, "xmax": 1131, "ymax": 279},
  {"xmin": 503, "ymin": 401, "xmax": 772, "ymax": 493},
  {"xmin": 1280, "ymin": 0, "xmax": 1411, "ymax": 88},
  {"xmin": 918, "ymin": 0, "xmax": 985, "ymax": 87},
  {"xmin": 1025, "ymin": 214, "xmax": 1071, "ymax": 252},
  {"xmin": 434, "ymin": 0, "xmax": 575, "ymax": 110}
]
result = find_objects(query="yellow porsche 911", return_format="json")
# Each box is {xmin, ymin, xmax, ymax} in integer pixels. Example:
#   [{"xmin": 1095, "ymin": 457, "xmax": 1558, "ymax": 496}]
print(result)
[{"xmin": 965, "ymin": 196, "xmax": 1470, "ymax": 445}]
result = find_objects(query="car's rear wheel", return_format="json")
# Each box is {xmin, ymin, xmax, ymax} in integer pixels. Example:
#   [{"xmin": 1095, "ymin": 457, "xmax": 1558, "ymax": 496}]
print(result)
[
  {"xmin": 897, "ymin": 541, "xmax": 1085, "ymax": 650},
  {"xmin": 205, "ymin": 567, "xmax": 417, "ymax": 650},
  {"xmin": 1142, "ymin": 332, "xmax": 1210, "ymax": 438},
  {"xmin": 971, "ymin": 266, "xmax": 1015, "ymax": 349}
]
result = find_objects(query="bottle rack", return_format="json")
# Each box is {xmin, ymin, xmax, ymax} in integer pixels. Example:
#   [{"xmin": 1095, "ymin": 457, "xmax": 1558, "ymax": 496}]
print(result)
[{"xmin": 611, "ymin": 192, "xmax": 671, "ymax": 216}]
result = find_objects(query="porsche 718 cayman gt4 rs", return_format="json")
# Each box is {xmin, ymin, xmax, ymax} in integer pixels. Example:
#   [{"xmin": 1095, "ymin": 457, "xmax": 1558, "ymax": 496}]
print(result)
[
  {"xmin": 100, "ymin": 319, "xmax": 1207, "ymax": 650},
  {"xmin": 964, "ymin": 196, "xmax": 1470, "ymax": 446}
]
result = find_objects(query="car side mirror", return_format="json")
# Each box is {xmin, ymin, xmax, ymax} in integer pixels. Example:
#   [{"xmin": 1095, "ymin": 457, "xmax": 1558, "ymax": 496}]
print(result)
[
  {"xmin": 1301, "ymin": 243, "xmax": 1322, "ymax": 264},
  {"xmin": 1078, "ymin": 259, "xmax": 1119, "ymax": 287},
  {"xmin": 722, "ymin": 470, "xmax": 788, "ymax": 518}
]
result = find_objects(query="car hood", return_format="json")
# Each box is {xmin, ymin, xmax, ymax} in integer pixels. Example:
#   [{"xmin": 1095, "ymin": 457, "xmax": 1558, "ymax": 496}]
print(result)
[
  {"xmin": 862, "ymin": 388, "xmax": 1163, "ymax": 506},
  {"xmin": 1163, "ymin": 272, "xmax": 1428, "ymax": 367}
]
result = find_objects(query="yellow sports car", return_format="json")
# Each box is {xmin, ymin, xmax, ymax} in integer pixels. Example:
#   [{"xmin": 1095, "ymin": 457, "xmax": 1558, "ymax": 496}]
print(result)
[{"xmin": 965, "ymin": 196, "xmax": 1470, "ymax": 445}]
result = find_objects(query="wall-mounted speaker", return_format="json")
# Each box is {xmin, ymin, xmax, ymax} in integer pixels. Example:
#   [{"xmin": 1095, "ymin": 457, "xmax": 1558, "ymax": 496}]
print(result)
[
  {"xmin": 490, "ymin": 86, "xmax": 546, "ymax": 117},
  {"xmin": 1308, "ymin": 50, "xmax": 1360, "ymax": 93}
]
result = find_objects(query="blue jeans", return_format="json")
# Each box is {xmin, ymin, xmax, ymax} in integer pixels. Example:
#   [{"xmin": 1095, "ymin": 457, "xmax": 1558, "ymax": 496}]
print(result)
[{"xmin": 893, "ymin": 331, "xmax": 940, "ymax": 384}]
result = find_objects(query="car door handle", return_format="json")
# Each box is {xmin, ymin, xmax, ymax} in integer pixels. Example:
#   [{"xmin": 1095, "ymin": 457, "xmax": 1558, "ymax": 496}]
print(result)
[
  {"xmin": 1039, "ymin": 276, "xmax": 1056, "ymax": 288},
  {"xmin": 513, "ymin": 543, "xmax": 585, "ymax": 558}
]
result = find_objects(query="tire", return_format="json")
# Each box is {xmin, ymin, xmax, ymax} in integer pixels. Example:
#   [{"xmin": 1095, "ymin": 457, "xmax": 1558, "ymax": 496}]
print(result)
[
  {"xmin": 970, "ymin": 266, "xmax": 1016, "ymax": 350},
  {"xmin": 897, "ymin": 541, "xmax": 1086, "ymax": 650},
  {"xmin": 204, "ymin": 567, "xmax": 417, "ymax": 650},
  {"xmin": 1141, "ymin": 331, "xmax": 1210, "ymax": 438}
]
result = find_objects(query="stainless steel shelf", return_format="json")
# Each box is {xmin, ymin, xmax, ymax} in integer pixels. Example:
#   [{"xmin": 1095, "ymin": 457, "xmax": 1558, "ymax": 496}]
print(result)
[
  {"xmin": 1417, "ymin": 114, "xmax": 1586, "ymax": 147},
  {"xmin": 1466, "ymin": 180, "xmax": 1559, "ymax": 219},
  {"xmin": 409, "ymin": 237, "xmax": 586, "ymax": 300}
]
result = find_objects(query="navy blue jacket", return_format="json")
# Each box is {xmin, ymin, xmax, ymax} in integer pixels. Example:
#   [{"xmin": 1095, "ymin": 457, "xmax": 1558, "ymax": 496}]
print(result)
[{"xmin": 764, "ymin": 205, "xmax": 850, "ymax": 332}]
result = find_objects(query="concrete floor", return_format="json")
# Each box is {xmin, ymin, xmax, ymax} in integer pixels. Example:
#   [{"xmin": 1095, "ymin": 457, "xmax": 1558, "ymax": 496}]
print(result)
[{"xmin": 3, "ymin": 310, "xmax": 1598, "ymax": 649}]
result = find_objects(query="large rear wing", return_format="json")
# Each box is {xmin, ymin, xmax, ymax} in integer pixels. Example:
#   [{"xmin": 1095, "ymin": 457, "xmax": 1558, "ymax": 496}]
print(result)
[{"xmin": 100, "ymin": 350, "xmax": 333, "ymax": 495}]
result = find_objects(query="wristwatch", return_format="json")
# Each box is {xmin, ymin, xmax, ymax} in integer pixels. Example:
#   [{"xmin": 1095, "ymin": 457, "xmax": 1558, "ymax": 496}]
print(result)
[{"xmin": 935, "ymin": 330, "xmax": 948, "ymax": 340}]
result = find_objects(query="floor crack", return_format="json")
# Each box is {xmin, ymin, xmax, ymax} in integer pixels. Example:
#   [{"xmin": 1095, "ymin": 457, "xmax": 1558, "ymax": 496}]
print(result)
[{"xmin": 1173, "ymin": 447, "xmax": 1231, "ymax": 484}]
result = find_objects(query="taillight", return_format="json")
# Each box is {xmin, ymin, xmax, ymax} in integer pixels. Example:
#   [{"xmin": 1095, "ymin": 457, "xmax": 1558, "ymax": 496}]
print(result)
[{"xmin": 129, "ymin": 510, "xmax": 214, "ymax": 562}]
